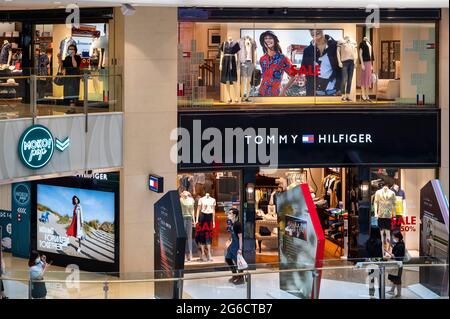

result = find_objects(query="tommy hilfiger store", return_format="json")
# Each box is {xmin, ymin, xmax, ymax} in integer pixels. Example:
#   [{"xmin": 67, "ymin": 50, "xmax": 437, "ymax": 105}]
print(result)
[
  {"xmin": 175, "ymin": 8, "xmax": 446, "ymax": 278},
  {"xmin": 177, "ymin": 108, "xmax": 443, "ymax": 269}
]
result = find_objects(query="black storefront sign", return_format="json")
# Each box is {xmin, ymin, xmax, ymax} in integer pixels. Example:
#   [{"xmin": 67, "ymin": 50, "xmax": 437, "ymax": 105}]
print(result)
[
  {"xmin": 154, "ymin": 191, "xmax": 186, "ymax": 299},
  {"xmin": 178, "ymin": 109, "xmax": 440, "ymax": 169}
]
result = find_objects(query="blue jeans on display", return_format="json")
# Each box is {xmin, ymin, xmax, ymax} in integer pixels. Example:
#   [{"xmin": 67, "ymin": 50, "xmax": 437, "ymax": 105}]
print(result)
[{"xmin": 341, "ymin": 60, "xmax": 354, "ymax": 94}]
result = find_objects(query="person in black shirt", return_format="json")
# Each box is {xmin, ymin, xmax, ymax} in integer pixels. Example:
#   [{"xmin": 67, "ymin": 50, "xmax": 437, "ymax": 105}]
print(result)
[
  {"xmin": 387, "ymin": 230, "xmax": 405, "ymax": 298},
  {"xmin": 60, "ymin": 44, "xmax": 82, "ymax": 108},
  {"xmin": 366, "ymin": 226, "xmax": 383, "ymax": 299},
  {"xmin": 225, "ymin": 208, "xmax": 244, "ymax": 285}
]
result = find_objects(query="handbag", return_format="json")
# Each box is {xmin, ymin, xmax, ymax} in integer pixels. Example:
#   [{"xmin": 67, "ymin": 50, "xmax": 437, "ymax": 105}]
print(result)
[
  {"xmin": 371, "ymin": 216, "xmax": 378, "ymax": 227},
  {"xmin": 237, "ymin": 252, "xmax": 248, "ymax": 270},
  {"xmin": 53, "ymin": 66, "xmax": 65, "ymax": 86},
  {"xmin": 31, "ymin": 280, "xmax": 47, "ymax": 299}
]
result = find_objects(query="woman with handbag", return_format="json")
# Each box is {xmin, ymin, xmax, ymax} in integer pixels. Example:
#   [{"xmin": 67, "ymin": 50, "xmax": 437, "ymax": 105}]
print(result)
[
  {"xmin": 387, "ymin": 230, "xmax": 406, "ymax": 298},
  {"xmin": 225, "ymin": 208, "xmax": 245, "ymax": 285},
  {"xmin": 60, "ymin": 44, "xmax": 82, "ymax": 108},
  {"xmin": 28, "ymin": 251, "xmax": 48, "ymax": 299}
]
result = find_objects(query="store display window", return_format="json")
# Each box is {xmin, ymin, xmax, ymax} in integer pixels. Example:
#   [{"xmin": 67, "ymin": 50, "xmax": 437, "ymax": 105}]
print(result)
[
  {"xmin": 177, "ymin": 21, "xmax": 436, "ymax": 107},
  {"xmin": 1, "ymin": 21, "xmax": 113, "ymax": 119},
  {"xmin": 252, "ymin": 167, "xmax": 437, "ymax": 263},
  {"xmin": 177, "ymin": 171, "xmax": 241, "ymax": 266}
]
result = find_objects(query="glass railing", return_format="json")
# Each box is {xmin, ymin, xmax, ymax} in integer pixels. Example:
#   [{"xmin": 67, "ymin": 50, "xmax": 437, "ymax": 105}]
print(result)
[
  {"xmin": 0, "ymin": 67, "xmax": 122, "ymax": 120},
  {"xmin": 1, "ymin": 258, "xmax": 448, "ymax": 299}
]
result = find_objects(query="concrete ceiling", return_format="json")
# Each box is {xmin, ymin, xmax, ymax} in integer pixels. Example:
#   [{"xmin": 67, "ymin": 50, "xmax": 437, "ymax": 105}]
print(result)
[{"xmin": 0, "ymin": 0, "xmax": 448, "ymax": 10}]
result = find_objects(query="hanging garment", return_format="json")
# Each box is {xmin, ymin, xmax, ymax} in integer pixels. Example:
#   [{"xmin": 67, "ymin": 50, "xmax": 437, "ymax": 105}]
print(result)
[{"xmin": 0, "ymin": 43, "xmax": 12, "ymax": 65}]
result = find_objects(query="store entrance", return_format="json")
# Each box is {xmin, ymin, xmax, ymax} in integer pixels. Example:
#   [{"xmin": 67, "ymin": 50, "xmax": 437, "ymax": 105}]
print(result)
[
  {"xmin": 255, "ymin": 168, "xmax": 355, "ymax": 262},
  {"xmin": 254, "ymin": 167, "xmax": 435, "ymax": 264}
]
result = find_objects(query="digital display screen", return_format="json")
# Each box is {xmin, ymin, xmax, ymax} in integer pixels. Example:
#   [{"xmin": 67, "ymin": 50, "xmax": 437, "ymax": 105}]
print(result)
[{"xmin": 36, "ymin": 184, "xmax": 115, "ymax": 263}]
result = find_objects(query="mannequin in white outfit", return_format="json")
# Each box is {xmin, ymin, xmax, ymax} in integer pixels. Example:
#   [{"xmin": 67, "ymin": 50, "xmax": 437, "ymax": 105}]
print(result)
[
  {"xmin": 196, "ymin": 193, "xmax": 216, "ymax": 261},
  {"xmin": 374, "ymin": 186, "xmax": 396, "ymax": 254}
]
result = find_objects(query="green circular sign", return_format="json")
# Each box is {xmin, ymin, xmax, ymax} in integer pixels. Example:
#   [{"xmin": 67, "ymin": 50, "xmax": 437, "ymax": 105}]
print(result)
[{"xmin": 18, "ymin": 125, "xmax": 54, "ymax": 169}]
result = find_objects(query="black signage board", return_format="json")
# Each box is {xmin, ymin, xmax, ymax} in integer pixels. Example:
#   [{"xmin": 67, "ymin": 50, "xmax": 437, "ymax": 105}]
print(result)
[
  {"xmin": 178, "ymin": 109, "xmax": 440, "ymax": 170},
  {"xmin": 419, "ymin": 180, "xmax": 449, "ymax": 297},
  {"xmin": 154, "ymin": 191, "xmax": 186, "ymax": 299}
]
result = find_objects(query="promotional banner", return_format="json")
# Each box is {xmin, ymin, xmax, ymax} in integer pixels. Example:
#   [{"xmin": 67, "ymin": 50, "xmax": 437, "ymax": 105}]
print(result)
[
  {"xmin": 277, "ymin": 184, "xmax": 325, "ymax": 299},
  {"xmin": 240, "ymin": 29, "xmax": 343, "ymax": 97},
  {"xmin": 154, "ymin": 191, "xmax": 186, "ymax": 299},
  {"xmin": 0, "ymin": 209, "xmax": 12, "ymax": 253},
  {"xmin": 30, "ymin": 177, "xmax": 119, "ymax": 273},
  {"xmin": 419, "ymin": 180, "xmax": 449, "ymax": 296},
  {"xmin": 36, "ymin": 184, "xmax": 116, "ymax": 263},
  {"xmin": 178, "ymin": 109, "xmax": 439, "ymax": 169},
  {"xmin": 11, "ymin": 182, "xmax": 31, "ymax": 258}
]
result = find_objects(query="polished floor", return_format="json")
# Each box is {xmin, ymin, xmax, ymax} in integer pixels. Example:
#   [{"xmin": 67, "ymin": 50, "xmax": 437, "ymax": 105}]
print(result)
[{"xmin": 0, "ymin": 252, "xmax": 442, "ymax": 299}]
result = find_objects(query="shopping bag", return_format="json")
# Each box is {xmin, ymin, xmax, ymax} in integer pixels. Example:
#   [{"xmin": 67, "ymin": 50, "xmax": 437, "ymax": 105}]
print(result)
[
  {"xmin": 403, "ymin": 249, "xmax": 412, "ymax": 263},
  {"xmin": 236, "ymin": 253, "xmax": 248, "ymax": 270}
]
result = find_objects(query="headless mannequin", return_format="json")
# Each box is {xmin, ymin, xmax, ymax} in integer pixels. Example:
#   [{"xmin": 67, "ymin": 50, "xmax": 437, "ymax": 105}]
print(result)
[
  {"xmin": 359, "ymin": 37, "xmax": 373, "ymax": 102},
  {"xmin": 391, "ymin": 184, "xmax": 406, "ymax": 215},
  {"xmin": 196, "ymin": 193, "xmax": 216, "ymax": 261},
  {"xmin": 374, "ymin": 185, "xmax": 396, "ymax": 253},
  {"xmin": 239, "ymin": 36, "xmax": 257, "ymax": 102},
  {"xmin": 220, "ymin": 35, "xmax": 240, "ymax": 103},
  {"xmin": 1, "ymin": 40, "xmax": 12, "ymax": 67},
  {"xmin": 180, "ymin": 191, "xmax": 195, "ymax": 261},
  {"xmin": 337, "ymin": 36, "xmax": 357, "ymax": 101}
]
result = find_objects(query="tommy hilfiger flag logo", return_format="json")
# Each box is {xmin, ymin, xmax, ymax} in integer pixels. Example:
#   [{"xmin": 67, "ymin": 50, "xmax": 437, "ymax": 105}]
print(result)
[{"xmin": 302, "ymin": 135, "xmax": 314, "ymax": 143}]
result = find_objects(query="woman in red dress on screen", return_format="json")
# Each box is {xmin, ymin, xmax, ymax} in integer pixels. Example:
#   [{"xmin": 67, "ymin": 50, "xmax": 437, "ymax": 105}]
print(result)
[
  {"xmin": 258, "ymin": 31, "xmax": 297, "ymax": 97},
  {"xmin": 66, "ymin": 195, "xmax": 84, "ymax": 254}
]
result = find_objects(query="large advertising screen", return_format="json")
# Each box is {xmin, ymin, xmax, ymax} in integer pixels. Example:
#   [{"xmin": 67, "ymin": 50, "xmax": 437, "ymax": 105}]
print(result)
[
  {"xmin": 240, "ymin": 29, "xmax": 343, "ymax": 97},
  {"xmin": 36, "ymin": 184, "xmax": 116, "ymax": 264},
  {"xmin": 277, "ymin": 184, "xmax": 325, "ymax": 299}
]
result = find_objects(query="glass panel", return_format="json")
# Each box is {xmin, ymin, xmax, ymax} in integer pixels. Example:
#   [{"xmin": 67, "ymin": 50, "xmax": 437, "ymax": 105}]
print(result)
[
  {"xmin": 178, "ymin": 19, "xmax": 437, "ymax": 108},
  {"xmin": 177, "ymin": 171, "xmax": 241, "ymax": 263}
]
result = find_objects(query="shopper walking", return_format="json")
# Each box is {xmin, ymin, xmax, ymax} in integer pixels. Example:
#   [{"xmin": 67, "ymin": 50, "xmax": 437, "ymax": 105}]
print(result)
[
  {"xmin": 224, "ymin": 208, "xmax": 244, "ymax": 285},
  {"xmin": 387, "ymin": 230, "xmax": 405, "ymax": 298},
  {"xmin": 28, "ymin": 251, "xmax": 48, "ymax": 299},
  {"xmin": 365, "ymin": 226, "xmax": 383, "ymax": 299}
]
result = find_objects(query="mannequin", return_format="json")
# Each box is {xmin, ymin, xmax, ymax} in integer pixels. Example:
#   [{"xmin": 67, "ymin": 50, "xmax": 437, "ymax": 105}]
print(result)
[
  {"xmin": 0, "ymin": 40, "xmax": 12, "ymax": 67},
  {"xmin": 374, "ymin": 185, "xmax": 397, "ymax": 253},
  {"xmin": 180, "ymin": 191, "xmax": 195, "ymax": 261},
  {"xmin": 195, "ymin": 193, "xmax": 216, "ymax": 261},
  {"xmin": 89, "ymin": 35, "xmax": 108, "ymax": 69},
  {"xmin": 358, "ymin": 37, "xmax": 374, "ymax": 102},
  {"xmin": 267, "ymin": 189, "xmax": 278, "ymax": 217},
  {"xmin": 337, "ymin": 36, "xmax": 357, "ymax": 102},
  {"xmin": 239, "ymin": 36, "xmax": 257, "ymax": 102},
  {"xmin": 391, "ymin": 183, "xmax": 406, "ymax": 217},
  {"xmin": 219, "ymin": 35, "xmax": 240, "ymax": 103}
]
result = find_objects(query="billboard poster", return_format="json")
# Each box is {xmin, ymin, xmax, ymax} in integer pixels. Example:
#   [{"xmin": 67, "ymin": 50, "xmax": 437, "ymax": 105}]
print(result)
[
  {"xmin": 0, "ymin": 209, "xmax": 12, "ymax": 253},
  {"xmin": 419, "ymin": 180, "xmax": 449, "ymax": 296},
  {"xmin": 36, "ymin": 184, "xmax": 116, "ymax": 263},
  {"xmin": 240, "ymin": 29, "xmax": 343, "ymax": 97},
  {"xmin": 12, "ymin": 182, "xmax": 31, "ymax": 258},
  {"xmin": 154, "ymin": 191, "xmax": 186, "ymax": 299},
  {"xmin": 277, "ymin": 184, "xmax": 325, "ymax": 299}
]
